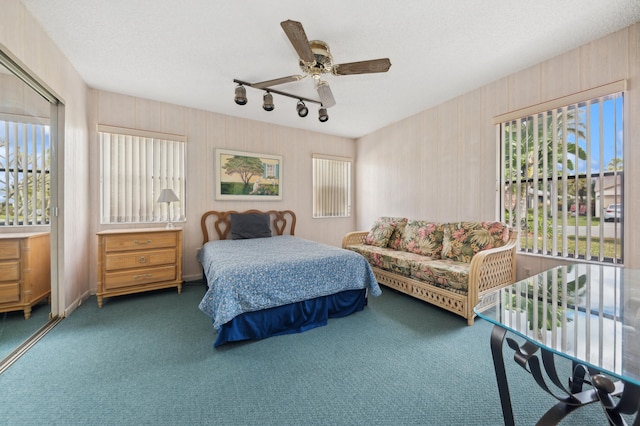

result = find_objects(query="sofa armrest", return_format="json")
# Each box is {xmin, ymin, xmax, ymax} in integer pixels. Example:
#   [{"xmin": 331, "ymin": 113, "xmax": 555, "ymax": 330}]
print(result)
[
  {"xmin": 467, "ymin": 228, "xmax": 518, "ymax": 315},
  {"xmin": 342, "ymin": 231, "xmax": 368, "ymax": 248}
]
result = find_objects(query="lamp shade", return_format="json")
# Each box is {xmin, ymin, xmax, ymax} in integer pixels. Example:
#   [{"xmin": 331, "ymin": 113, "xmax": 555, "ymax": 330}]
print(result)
[{"xmin": 157, "ymin": 188, "xmax": 179, "ymax": 203}]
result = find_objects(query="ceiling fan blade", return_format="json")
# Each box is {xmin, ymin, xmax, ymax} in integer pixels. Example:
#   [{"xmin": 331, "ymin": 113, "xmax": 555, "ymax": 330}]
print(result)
[
  {"xmin": 316, "ymin": 81, "xmax": 336, "ymax": 108},
  {"xmin": 252, "ymin": 75, "xmax": 305, "ymax": 89},
  {"xmin": 280, "ymin": 20, "xmax": 315, "ymax": 63},
  {"xmin": 332, "ymin": 58, "xmax": 392, "ymax": 75}
]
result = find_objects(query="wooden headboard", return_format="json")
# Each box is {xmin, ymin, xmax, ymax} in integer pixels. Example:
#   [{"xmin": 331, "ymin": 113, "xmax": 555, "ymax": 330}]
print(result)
[{"xmin": 200, "ymin": 210, "xmax": 297, "ymax": 244}]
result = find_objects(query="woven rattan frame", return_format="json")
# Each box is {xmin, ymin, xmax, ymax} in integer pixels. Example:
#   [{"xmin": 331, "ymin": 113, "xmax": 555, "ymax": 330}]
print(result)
[{"xmin": 342, "ymin": 228, "xmax": 517, "ymax": 325}]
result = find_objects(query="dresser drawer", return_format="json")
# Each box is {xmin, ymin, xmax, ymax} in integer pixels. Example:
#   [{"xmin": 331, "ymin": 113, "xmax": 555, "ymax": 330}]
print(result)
[
  {"xmin": 103, "ymin": 232, "xmax": 177, "ymax": 252},
  {"xmin": 0, "ymin": 240, "xmax": 20, "ymax": 260},
  {"xmin": 104, "ymin": 265, "xmax": 177, "ymax": 290},
  {"xmin": 104, "ymin": 248, "xmax": 176, "ymax": 271},
  {"xmin": 0, "ymin": 282, "xmax": 20, "ymax": 303},
  {"xmin": 0, "ymin": 260, "xmax": 20, "ymax": 282}
]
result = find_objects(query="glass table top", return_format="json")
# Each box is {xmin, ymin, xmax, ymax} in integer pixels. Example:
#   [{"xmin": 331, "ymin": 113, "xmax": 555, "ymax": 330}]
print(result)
[{"xmin": 475, "ymin": 264, "xmax": 640, "ymax": 387}]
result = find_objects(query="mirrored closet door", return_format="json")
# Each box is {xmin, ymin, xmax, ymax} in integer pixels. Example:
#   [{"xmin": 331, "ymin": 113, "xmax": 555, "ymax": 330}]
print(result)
[{"xmin": 0, "ymin": 51, "xmax": 58, "ymax": 365}]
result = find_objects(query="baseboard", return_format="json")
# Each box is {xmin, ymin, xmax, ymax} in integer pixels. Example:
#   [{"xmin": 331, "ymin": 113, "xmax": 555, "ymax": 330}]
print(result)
[
  {"xmin": 183, "ymin": 273, "xmax": 203, "ymax": 282},
  {"xmin": 63, "ymin": 289, "xmax": 91, "ymax": 317}
]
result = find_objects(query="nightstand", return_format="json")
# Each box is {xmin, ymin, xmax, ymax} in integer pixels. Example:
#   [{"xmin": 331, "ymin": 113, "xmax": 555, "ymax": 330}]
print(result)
[{"xmin": 96, "ymin": 228, "xmax": 183, "ymax": 307}]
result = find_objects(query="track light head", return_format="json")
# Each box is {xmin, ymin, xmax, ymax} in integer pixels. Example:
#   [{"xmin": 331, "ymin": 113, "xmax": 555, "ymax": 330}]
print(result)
[
  {"xmin": 296, "ymin": 100, "xmax": 308, "ymax": 118},
  {"xmin": 234, "ymin": 85, "xmax": 247, "ymax": 105},
  {"xmin": 263, "ymin": 92, "xmax": 275, "ymax": 111},
  {"xmin": 318, "ymin": 107, "xmax": 329, "ymax": 122}
]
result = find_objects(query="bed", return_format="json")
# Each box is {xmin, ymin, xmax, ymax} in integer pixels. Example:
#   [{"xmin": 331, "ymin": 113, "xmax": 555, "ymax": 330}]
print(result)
[{"xmin": 197, "ymin": 210, "xmax": 381, "ymax": 347}]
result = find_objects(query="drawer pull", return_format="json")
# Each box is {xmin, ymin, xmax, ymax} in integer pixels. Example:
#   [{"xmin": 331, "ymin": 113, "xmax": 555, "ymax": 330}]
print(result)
[
  {"xmin": 138, "ymin": 256, "xmax": 147, "ymax": 264},
  {"xmin": 133, "ymin": 239, "xmax": 152, "ymax": 245},
  {"xmin": 133, "ymin": 273, "xmax": 153, "ymax": 280}
]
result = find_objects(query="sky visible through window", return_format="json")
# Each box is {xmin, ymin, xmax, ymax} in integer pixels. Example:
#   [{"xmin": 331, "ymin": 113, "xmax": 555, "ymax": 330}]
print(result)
[
  {"xmin": 0, "ymin": 119, "xmax": 51, "ymax": 204},
  {"xmin": 568, "ymin": 95, "xmax": 623, "ymax": 175}
]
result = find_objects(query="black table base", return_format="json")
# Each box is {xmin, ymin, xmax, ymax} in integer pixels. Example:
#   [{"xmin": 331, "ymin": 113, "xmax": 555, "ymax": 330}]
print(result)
[{"xmin": 490, "ymin": 325, "xmax": 640, "ymax": 426}]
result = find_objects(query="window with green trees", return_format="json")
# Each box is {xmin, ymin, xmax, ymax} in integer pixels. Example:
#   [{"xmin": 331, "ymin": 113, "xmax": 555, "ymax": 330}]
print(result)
[
  {"xmin": 500, "ymin": 86, "xmax": 623, "ymax": 264},
  {"xmin": 0, "ymin": 118, "xmax": 50, "ymax": 226}
]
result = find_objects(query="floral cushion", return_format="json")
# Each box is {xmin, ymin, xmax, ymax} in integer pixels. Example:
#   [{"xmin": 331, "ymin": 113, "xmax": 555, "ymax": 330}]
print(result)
[
  {"xmin": 409, "ymin": 258, "xmax": 471, "ymax": 295},
  {"xmin": 441, "ymin": 221, "xmax": 510, "ymax": 263},
  {"xmin": 345, "ymin": 243, "xmax": 469, "ymax": 295},
  {"xmin": 346, "ymin": 244, "xmax": 415, "ymax": 277},
  {"xmin": 364, "ymin": 219, "xmax": 396, "ymax": 247},
  {"xmin": 400, "ymin": 220, "xmax": 445, "ymax": 258},
  {"xmin": 386, "ymin": 217, "xmax": 408, "ymax": 249}
]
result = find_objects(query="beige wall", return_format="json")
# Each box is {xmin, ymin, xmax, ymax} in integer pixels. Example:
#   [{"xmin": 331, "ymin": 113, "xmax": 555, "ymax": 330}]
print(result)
[
  {"xmin": 1, "ymin": 0, "xmax": 90, "ymax": 316},
  {"xmin": 356, "ymin": 23, "xmax": 640, "ymax": 274},
  {"xmin": 89, "ymin": 90, "xmax": 357, "ymax": 283}
]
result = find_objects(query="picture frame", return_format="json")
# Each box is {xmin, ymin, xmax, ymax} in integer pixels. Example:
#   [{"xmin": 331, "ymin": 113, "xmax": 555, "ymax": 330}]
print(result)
[{"xmin": 215, "ymin": 148, "xmax": 282, "ymax": 201}]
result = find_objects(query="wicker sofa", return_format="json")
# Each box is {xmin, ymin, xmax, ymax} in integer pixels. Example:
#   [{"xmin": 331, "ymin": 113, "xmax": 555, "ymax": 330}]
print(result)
[{"xmin": 342, "ymin": 217, "xmax": 517, "ymax": 325}]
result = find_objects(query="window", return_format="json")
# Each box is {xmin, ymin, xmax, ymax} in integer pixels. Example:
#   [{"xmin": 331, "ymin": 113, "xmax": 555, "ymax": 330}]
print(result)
[
  {"xmin": 312, "ymin": 154, "xmax": 351, "ymax": 218},
  {"xmin": 99, "ymin": 125, "xmax": 186, "ymax": 224},
  {"xmin": 499, "ymin": 82, "xmax": 624, "ymax": 264},
  {"xmin": 0, "ymin": 117, "xmax": 51, "ymax": 226}
]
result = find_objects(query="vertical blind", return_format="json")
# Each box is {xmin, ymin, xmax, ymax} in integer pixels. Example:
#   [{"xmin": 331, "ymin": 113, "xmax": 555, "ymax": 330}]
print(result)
[
  {"xmin": 312, "ymin": 154, "xmax": 351, "ymax": 218},
  {"xmin": 99, "ymin": 126, "xmax": 186, "ymax": 224},
  {"xmin": 0, "ymin": 117, "xmax": 50, "ymax": 226},
  {"xmin": 499, "ymin": 84, "xmax": 624, "ymax": 264}
]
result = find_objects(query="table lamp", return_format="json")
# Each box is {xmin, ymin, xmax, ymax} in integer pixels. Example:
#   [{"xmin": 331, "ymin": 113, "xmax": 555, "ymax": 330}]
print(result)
[{"xmin": 157, "ymin": 188, "xmax": 180, "ymax": 228}]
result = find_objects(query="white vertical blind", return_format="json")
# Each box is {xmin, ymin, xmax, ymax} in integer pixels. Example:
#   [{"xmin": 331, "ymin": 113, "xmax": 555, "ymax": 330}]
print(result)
[
  {"xmin": 99, "ymin": 126, "xmax": 186, "ymax": 224},
  {"xmin": 0, "ymin": 117, "xmax": 50, "ymax": 226},
  {"xmin": 312, "ymin": 154, "xmax": 351, "ymax": 218},
  {"xmin": 500, "ymin": 90, "xmax": 623, "ymax": 264}
]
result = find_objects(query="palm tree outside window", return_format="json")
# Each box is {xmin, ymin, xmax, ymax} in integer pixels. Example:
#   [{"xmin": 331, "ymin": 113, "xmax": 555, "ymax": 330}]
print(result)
[{"xmin": 500, "ymin": 90, "xmax": 623, "ymax": 264}]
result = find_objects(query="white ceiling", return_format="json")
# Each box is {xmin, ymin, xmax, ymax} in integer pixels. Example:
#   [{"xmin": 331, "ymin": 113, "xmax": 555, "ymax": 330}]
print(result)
[{"xmin": 20, "ymin": 0, "xmax": 640, "ymax": 139}]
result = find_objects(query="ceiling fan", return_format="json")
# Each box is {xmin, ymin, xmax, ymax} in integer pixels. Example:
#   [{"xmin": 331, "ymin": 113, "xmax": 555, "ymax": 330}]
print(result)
[{"xmin": 251, "ymin": 20, "xmax": 392, "ymax": 108}]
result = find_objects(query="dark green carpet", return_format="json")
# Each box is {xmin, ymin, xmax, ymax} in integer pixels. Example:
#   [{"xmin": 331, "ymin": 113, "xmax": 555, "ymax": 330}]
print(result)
[
  {"xmin": 0, "ymin": 282, "xmax": 622, "ymax": 425},
  {"xmin": 0, "ymin": 300, "xmax": 50, "ymax": 361}
]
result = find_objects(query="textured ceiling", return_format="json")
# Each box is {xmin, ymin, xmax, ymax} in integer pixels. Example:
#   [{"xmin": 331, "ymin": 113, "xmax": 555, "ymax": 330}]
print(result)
[{"xmin": 20, "ymin": 0, "xmax": 640, "ymax": 138}]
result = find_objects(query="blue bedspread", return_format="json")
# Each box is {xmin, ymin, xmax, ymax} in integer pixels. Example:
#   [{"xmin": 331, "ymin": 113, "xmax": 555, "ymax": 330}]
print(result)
[{"xmin": 197, "ymin": 235, "xmax": 381, "ymax": 330}]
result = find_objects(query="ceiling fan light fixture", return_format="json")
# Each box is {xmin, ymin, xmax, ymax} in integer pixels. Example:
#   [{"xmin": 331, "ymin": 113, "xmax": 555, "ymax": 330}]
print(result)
[
  {"xmin": 234, "ymin": 21, "xmax": 391, "ymax": 124},
  {"xmin": 296, "ymin": 100, "xmax": 308, "ymax": 118},
  {"xmin": 263, "ymin": 92, "xmax": 274, "ymax": 111},
  {"xmin": 234, "ymin": 85, "xmax": 247, "ymax": 105},
  {"xmin": 318, "ymin": 107, "xmax": 329, "ymax": 122}
]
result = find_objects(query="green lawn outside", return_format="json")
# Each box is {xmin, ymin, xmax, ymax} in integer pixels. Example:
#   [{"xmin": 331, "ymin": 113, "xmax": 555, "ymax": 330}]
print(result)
[{"xmin": 519, "ymin": 233, "xmax": 621, "ymax": 260}]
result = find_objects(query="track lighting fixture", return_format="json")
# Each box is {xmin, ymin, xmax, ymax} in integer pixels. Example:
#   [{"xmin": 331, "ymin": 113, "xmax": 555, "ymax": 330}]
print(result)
[
  {"xmin": 263, "ymin": 92, "xmax": 275, "ymax": 111},
  {"xmin": 296, "ymin": 100, "xmax": 308, "ymax": 118},
  {"xmin": 233, "ymin": 79, "xmax": 330, "ymax": 123},
  {"xmin": 234, "ymin": 85, "xmax": 247, "ymax": 105},
  {"xmin": 318, "ymin": 107, "xmax": 329, "ymax": 122}
]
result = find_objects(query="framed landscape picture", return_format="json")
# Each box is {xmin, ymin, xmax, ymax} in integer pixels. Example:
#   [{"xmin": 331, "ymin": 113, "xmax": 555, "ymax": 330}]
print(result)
[{"xmin": 215, "ymin": 148, "xmax": 282, "ymax": 200}]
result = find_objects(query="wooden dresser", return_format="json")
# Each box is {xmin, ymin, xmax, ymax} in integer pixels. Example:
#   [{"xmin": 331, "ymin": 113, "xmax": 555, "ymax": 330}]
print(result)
[
  {"xmin": 0, "ymin": 232, "xmax": 51, "ymax": 319},
  {"xmin": 96, "ymin": 228, "xmax": 183, "ymax": 307}
]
